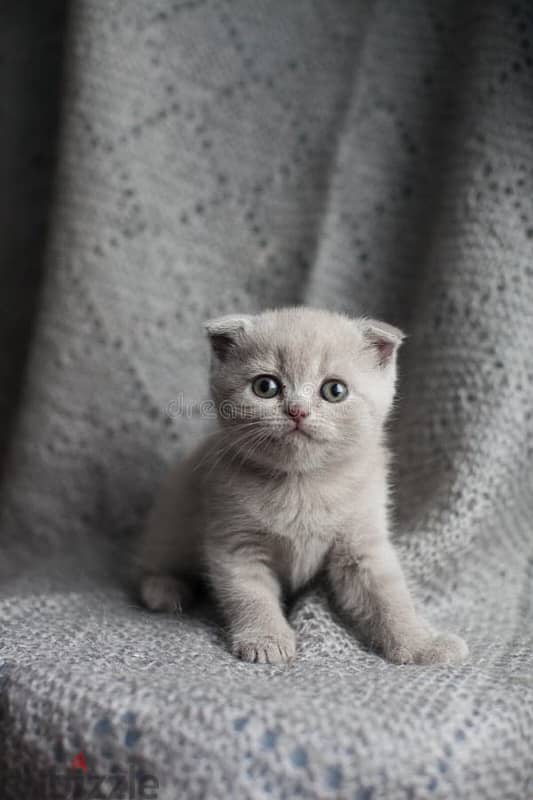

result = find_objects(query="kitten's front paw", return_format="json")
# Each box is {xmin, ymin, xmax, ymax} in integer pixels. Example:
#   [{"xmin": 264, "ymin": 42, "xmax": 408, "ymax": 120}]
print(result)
[
  {"xmin": 385, "ymin": 632, "xmax": 468, "ymax": 666},
  {"xmin": 232, "ymin": 630, "xmax": 296, "ymax": 665},
  {"xmin": 413, "ymin": 632, "xmax": 469, "ymax": 666}
]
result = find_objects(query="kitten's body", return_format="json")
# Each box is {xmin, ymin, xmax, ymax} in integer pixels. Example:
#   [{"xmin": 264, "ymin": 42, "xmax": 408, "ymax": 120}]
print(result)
[{"xmin": 139, "ymin": 308, "xmax": 468, "ymax": 665}]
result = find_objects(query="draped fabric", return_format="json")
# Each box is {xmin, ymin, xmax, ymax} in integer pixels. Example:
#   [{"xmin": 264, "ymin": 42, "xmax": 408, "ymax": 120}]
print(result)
[{"xmin": 1, "ymin": 2, "xmax": 532, "ymax": 798}]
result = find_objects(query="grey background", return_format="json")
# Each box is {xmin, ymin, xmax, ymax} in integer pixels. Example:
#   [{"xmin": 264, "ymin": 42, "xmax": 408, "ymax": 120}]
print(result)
[{"xmin": 0, "ymin": 2, "xmax": 532, "ymax": 798}]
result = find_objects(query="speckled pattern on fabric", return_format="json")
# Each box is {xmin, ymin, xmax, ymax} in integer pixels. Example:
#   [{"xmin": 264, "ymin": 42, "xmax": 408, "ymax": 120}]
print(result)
[{"xmin": 1, "ymin": 2, "xmax": 532, "ymax": 798}]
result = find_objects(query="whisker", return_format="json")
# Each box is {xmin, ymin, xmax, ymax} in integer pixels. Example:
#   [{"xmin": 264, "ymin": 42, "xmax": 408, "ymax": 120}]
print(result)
[
  {"xmin": 192, "ymin": 422, "xmax": 264, "ymax": 472},
  {"xmin": 203, "ymin": 425, "xmax": 270, "ymax": 477}
]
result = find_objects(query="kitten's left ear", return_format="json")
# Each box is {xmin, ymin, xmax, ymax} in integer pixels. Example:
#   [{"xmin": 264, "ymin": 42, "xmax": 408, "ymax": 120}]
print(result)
[
  {"xmin": 361, "ymin": 318, "xmax": 405, "ymax": 366},
  {"xmin": 204, "ymin": 314, "xmax": 254, "ymax": 361}
]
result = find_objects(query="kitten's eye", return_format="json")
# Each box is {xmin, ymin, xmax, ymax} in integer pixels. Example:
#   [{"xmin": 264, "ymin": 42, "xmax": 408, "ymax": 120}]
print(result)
[
  {"xmin": 252, "ymin": 375, "xmax": 281, "ymax": 399},
  {"xmin": 320, "ymin": 380, "xmax": 348, "ymax": 403}
]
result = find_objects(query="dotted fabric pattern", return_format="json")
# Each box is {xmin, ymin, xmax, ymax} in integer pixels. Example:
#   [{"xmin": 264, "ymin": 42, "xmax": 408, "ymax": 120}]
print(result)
[{"xmin": 1, "ymin": 1, "xmax": 533, "ymax": 798}]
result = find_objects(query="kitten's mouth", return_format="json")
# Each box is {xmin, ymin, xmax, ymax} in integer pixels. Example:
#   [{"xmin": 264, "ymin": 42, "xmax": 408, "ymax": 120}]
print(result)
[{"xmin": 287, "ymin": 425, "xmax": 311, "ymax": 439}]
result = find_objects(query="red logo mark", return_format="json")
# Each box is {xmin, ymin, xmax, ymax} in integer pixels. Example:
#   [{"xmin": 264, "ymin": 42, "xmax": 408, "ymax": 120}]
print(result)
[{"xmin": 70, "ymin": 752, "xmax": 87, "ymax": 773}]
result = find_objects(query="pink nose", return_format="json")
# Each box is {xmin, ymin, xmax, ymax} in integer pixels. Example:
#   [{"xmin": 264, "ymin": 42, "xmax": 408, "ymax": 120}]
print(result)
[{"xmin": 287, "ymin": 404, "xmax": 308, "ymax": 419}]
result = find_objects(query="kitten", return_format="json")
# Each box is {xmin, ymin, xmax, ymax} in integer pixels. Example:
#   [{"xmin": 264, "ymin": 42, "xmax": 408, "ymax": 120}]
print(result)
[{"xmin": 138, "ymin": 307, "xmax": 468, "ymax": 666}]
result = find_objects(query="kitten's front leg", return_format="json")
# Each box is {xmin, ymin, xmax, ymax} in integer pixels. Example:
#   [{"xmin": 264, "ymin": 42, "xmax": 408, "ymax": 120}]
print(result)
[
  {"xmin": 328, "ymin": 535, "xmax": 468, "ymax": 665},
  {"xmin": 207, "ymin": 540, "xmax": 295, "ymax": 665}
]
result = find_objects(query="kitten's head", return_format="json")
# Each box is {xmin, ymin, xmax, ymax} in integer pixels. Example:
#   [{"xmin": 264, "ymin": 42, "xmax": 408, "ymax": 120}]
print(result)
[{"xmin": 205, "ymin": 307, "xmax": 404, "ymax": 473}]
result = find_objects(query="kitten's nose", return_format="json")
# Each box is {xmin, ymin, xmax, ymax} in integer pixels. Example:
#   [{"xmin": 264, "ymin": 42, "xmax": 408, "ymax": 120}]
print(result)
[{"xmin": 287, "ymin": 403, "xmax": 309, "ymax": 420}]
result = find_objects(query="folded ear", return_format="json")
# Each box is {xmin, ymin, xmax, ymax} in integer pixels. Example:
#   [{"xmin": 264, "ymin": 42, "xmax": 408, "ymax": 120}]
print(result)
[
  {"xmin": 204, "ymin": 314, "xmax": 254, "ymax": 360},
  {"xmin": 361, "ymin": 318, "xmax": 405, "ymax": 366}
]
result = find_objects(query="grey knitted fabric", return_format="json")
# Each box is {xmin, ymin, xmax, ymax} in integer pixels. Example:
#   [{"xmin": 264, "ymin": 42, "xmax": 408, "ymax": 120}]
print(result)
[{"xmin": 1, "ymin": 1, "xmax": 532, "ymax": 798}]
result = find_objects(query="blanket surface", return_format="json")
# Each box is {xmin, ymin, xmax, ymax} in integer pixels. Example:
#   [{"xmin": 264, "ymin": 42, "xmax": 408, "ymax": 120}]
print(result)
[{"xmin": 1, "ymin": 2, "xmax": 532, "ymax": 798}]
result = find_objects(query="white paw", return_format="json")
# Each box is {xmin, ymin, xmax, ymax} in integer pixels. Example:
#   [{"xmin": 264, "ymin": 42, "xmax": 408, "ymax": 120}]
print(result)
[
  {"xmin": 140, "ymin": 574, "xmax": 193, "ymax": 612},
  {"xmin": 385, "ymin": 632, "xmax": 469, "ymax": 666},
  {"xmin": 384, "ymin": 642, "xmax": 418, "ymax": 665},
  {"xmin": 413, "ymin": 632, "xmax": 469, "ymax": 665},
  {"xmin": 232, "ymin": 630, "xmax": 296, "ymax": 665}
]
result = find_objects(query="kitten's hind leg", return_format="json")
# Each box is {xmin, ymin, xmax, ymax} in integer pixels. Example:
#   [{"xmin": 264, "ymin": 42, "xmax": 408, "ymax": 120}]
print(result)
[
  {"xmin": 140, "ymin": 573, "xmax": 196, "ymax": 613},
  {"xmin": 137, "ymin": 457, "xmax": 202, "ymax": 613}
]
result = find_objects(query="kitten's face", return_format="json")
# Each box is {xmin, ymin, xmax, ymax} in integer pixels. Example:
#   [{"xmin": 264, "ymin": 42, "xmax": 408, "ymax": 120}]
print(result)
[{"xmin": 206, "ymin": 308, "xmax": 403, "ymax": 473}]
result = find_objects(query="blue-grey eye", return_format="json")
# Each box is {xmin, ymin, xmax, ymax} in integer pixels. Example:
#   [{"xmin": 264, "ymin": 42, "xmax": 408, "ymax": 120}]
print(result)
[
  {"xmin": 252, "ymin": 375, "xmax": 281, "ymax": 399},
  {"xmin": 320, "ymin": 380, "xmax": 348, "ymax": 403}
]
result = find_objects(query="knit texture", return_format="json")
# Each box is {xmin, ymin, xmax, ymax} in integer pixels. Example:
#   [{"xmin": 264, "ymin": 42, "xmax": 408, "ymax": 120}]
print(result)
[{"xmin": 1, "ymin": 2, "xmax": 532, "ymax": 798}]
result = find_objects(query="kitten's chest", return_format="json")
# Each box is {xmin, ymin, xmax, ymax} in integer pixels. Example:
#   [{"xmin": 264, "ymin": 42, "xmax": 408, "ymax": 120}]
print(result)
[
  {"xmin": 246, "ymin": 473, "xmax": 347, "ymax": 589},
  {"xmin": 261, "ymin": 476, "xmax": 336, "ymax": 538}
]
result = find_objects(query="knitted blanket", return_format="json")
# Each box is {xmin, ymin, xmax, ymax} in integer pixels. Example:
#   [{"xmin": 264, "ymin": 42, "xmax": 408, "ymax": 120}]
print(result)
[{"xmin": 1, "ymin": 2, "xmax": 532, "ymax": 798}]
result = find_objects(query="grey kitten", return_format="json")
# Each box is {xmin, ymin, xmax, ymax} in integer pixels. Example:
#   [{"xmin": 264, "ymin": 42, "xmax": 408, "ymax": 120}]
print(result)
[{"xmin": 138, "ymin": 307, "xmax": 468, "ymax": 666}]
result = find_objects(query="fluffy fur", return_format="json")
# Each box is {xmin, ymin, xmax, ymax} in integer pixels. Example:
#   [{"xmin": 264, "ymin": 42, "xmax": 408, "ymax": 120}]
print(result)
[{"xmin": 138, "ymin": 307, "xmax": 468, "ymax": 666}]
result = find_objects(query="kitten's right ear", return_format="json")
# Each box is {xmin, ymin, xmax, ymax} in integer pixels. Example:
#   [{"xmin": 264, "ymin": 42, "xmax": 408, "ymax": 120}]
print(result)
[
  {"xmin": 204, "ymin": 314, "xmax": 254, "ymax": 361},
  {"xmin": 360, "ymin": 318, "xmax": 405, "ymax": 367}
]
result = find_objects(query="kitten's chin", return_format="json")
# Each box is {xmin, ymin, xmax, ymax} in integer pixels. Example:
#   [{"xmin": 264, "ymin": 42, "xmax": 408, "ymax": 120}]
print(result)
[
  {"xmin": 219, "ymin": 419, "xmax": 360, "ymax": 474},
  {"xmin": 235, "ymin": 430, "xmax": 342, "ymax": 474}
]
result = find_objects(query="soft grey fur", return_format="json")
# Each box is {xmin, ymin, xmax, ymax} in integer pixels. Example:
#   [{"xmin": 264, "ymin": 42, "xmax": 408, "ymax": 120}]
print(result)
[{"xmin": 139, "ymin": 308, "xmax": 468, "ymax": 666}]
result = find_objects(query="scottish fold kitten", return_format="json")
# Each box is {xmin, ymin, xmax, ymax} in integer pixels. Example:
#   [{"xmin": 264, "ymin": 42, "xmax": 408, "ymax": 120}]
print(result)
[{"xmin": 138, "ymin": 307, "xmax": 468, "ymax": 666}]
